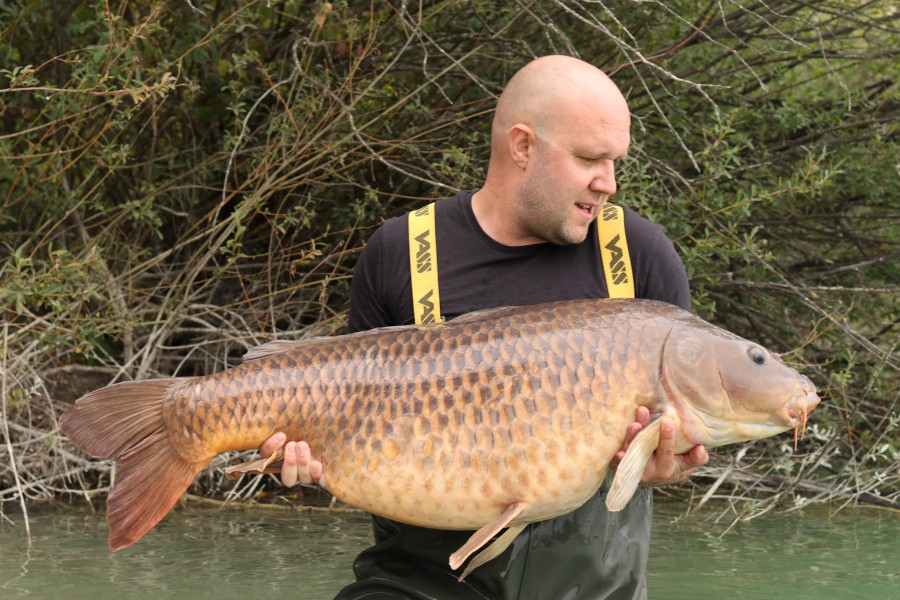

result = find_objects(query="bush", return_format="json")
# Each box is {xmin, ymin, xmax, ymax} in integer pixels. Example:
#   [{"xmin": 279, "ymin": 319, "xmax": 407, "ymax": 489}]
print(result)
[{"xmin": 2, "ymin": 0, "xmax": 896, "ymax": 516}]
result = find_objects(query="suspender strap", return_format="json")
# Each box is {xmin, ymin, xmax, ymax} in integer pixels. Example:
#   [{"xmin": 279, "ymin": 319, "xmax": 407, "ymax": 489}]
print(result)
[
  {"xmin": 408, "ymin": 201, "xmax": 632, "ymax": 321},
  {"xmin": 597, "ymin": 203, "xmax": 635, "ymax": 299},
  {"xmin": 408, "ymin": 202, "xmax": 442, "ymax": 323}
]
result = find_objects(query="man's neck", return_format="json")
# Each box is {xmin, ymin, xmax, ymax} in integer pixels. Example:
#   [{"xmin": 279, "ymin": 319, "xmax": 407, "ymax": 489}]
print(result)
[{"xmin": 471, "ymin": 188, "xmax": 544, "ymax": 247}]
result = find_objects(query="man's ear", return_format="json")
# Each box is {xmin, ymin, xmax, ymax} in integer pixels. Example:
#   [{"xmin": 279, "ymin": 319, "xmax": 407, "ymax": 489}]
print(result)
[{"xmin": 508, "ymin": 124, "xmax": 535, "ymax": 169}]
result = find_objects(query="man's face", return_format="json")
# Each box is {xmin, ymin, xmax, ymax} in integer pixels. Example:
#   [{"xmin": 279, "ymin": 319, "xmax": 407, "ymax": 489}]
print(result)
[{"xmin": 513, "ymin": 104, "xmax": 631, "ymax": 245}]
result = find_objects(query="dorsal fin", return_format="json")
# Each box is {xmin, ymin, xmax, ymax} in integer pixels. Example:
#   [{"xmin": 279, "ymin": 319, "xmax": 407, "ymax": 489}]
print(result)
[
  {"xmin": 242, "ymin": 305, "xmax": 522, "ymax": 363},
  {"xmin": 242, "ymin": 323, "xmax": 420, "ymax": 362},
  {"xmin": 449, "ymin": 305, "xmax": 516, "ymax": 323},
  {"xmin": 242, "ymin": 338, "xmax": 323, "ymax": 362}
]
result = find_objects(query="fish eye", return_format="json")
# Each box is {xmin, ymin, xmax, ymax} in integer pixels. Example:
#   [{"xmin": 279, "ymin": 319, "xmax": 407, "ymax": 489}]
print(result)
[{"xmin": 747, "ymin": 347, "xmax": 767, "ymax": 366}]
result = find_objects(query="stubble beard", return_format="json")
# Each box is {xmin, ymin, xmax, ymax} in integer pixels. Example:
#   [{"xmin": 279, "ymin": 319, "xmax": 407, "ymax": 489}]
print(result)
[{"xmin": 516, "ymin": 168, "xmax": 591, "ymax": 246}]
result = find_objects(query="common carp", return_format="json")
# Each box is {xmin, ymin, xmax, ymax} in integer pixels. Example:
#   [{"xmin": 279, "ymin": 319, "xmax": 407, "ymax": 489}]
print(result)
[{"xmin": 60, "ymin": 298, "xmax": 819, "ymax": 579}]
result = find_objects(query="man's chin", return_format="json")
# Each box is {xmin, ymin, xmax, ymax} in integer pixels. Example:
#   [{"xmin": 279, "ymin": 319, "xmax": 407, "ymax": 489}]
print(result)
[{"xmin": 556, "ymin": 225, "xmax": 591, "ymax": 246}]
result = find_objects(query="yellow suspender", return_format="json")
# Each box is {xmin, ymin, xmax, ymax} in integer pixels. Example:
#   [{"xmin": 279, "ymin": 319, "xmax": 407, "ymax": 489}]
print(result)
[
  {"xmin": 408, "ymin": 202, "xmax": 441, "ymax": 324},
  {"xmin": 408, "ymin": 201, "xmax": 633, "ymax": 323},
  {"xmin": 597, "ymin": 203, "xmax": 635, "ymax": 299}
]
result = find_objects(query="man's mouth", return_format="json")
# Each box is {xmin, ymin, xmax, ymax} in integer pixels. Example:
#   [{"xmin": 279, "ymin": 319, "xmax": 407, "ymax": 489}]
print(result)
[{"xmin": 576, "ymin": 203, "xmax": 594, "ymax": 217}]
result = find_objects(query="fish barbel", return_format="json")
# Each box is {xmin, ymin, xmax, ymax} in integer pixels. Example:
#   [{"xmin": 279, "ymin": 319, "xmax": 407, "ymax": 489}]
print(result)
[{"xmin": 60, "ymin": 298, "xmax": 820, "ymax": 579}]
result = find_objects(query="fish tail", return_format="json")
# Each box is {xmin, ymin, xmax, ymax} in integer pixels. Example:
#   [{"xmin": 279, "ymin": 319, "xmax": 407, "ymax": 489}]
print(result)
[{"xmin": 60, "ymin": 379, "xmax": 208, "ymax": 551}]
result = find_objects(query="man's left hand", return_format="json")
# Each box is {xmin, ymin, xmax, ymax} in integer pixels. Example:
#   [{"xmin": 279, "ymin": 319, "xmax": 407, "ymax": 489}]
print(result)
[{"xmin": 613, "ymin": 406, "xmax": 709, "ymax": 487}]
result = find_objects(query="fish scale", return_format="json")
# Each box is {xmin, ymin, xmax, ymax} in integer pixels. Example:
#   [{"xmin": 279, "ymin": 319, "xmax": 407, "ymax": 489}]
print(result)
[{"xmin": 60, "ymin": 298, "xmax": 819, "ymax": 579}]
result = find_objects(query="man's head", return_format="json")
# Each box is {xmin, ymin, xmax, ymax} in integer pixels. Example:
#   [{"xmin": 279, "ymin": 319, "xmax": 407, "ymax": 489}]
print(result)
[{"xmin": 478, "ymin": 55, "xmax": 631, "ymax": 246}]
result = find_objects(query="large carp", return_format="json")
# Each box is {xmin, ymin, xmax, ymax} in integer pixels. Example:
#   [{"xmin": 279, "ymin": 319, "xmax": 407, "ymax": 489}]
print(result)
[{"xmin": 61, "ymin": 298, "xmax": 819, "ymax": 579}]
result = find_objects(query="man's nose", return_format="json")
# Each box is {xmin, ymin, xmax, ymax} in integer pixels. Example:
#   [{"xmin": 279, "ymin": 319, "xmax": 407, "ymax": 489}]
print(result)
[{"xmin": 589, "ymin": 160, "xmax": 616, "ymax": 196}]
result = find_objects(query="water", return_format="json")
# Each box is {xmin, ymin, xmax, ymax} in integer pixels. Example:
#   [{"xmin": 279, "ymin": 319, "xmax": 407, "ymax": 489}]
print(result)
[
  {"xmin": 0, "ymin": 502, "xmax": 896, "ymax": 599},
  {"xmin": 648, "ymin": 504, "xmax": 898, "ymax": 600},
  {"xmin": 0, "ymin": 505, "xmax": 371, "ymax": 600}
]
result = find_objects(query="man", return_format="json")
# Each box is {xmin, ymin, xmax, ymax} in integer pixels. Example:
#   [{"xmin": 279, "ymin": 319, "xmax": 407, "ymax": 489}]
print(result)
[{"xmin": 260, "ymin": 55, "xmax": 708, "ymax": 599}]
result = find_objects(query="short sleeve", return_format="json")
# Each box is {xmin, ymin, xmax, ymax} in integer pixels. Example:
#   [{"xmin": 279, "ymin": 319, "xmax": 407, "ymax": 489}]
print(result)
[
  {"xmin": 640, "ymin": 232, "xmax": 691, "ymax": 311},
  {"xmin": 347, "ymin": 226, "xmax": 393, "ymax": 333}
]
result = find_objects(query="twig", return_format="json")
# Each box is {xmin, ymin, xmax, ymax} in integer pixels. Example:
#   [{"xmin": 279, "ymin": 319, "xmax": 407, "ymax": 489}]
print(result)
[{"xmin": 1, "ymin": 323, "xmax": 32, "ymax": 548}]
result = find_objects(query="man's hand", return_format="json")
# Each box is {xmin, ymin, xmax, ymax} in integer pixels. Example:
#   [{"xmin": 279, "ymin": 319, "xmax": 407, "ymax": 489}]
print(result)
[
  {"xmin": 259, "ymin": 432, "xmax": 328, "ymax": 491},
  {"xmin": 612, "ymin": 406, "xmax": 709, "ymax": 487}
]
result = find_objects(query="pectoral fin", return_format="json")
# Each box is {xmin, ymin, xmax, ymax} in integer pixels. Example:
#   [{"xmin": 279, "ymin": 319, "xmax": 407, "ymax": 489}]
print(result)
[
  {"xmin": 457, "ymin": 524, "xmax": 527, "ymax": 581},
  {"xmin": 605, "ymin": 417, "xmax": 663, "ymax": 511},
  {"xmin": 223, "ymin": 447, "xmax": 284, "ymax": 480},
  {"xmin": 449, "ymin": 501, "xmax": 525, "ymax": 576}
]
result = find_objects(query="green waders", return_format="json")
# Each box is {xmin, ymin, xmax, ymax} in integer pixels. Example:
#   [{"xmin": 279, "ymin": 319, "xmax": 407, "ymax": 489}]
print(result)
[{"xmin": 334, "ymin": 485, "xmax": 652, "ymax": 600}]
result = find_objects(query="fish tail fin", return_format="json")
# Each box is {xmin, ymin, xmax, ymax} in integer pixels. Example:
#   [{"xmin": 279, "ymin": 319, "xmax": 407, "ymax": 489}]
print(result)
[{"xmin": 60, "ymin": 379, "xmax": 208, "ymax": 550}]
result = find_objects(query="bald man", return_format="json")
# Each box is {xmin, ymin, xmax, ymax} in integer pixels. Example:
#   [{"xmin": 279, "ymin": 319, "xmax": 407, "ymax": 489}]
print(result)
[{"xmin": 260, "ymin": 55, "xmax": 707, "ymax": 599}]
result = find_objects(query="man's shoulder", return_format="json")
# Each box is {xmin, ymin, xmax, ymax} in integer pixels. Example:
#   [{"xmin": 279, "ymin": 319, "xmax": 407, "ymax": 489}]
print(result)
[
  {"xmin": 371, "ymin": 191, "xmax": 472, "ymax": 245},
  {"xmin": 620, "ymin": 204, "xmax": 670, "ymax": 241},
  {"xmin": 617, "ymin": 204, "xmax": 682, "ymax": 262},
  {"xmin": 616, "ymin": 204, "xmax": 691, "ymax": 310},
  {"xmin": 371, "ymin": 211, "xmax": 408, "ymax": 246}
]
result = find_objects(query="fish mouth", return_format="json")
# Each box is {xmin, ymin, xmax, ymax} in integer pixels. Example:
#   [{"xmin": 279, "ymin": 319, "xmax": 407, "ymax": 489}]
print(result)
[{"xmin": 783, "ymin": 383, "xmax": 821, "ymax": 449}]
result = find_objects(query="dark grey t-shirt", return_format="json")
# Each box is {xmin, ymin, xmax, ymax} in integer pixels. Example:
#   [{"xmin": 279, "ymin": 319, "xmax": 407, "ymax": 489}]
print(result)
[{"xmin": 338, "ymin": 191, "xmax": 691, "ymax": 600}]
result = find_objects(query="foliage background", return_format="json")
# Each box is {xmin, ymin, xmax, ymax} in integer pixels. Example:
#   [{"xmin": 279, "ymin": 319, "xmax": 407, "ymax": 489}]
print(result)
[{"xmin": 1, "ymin": 0, "xmax": 897, "ymax": 526}]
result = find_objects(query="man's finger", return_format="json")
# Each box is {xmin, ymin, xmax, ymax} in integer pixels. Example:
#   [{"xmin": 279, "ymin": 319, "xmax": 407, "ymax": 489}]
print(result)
[
  {"xmin": 686, "ymin": 444, "xmax": 709, "ymax": 468},
  {"xmin": 296, "ymin": 440, "xmax": 311, "ymax": 468},
  {"xmin": 297, "ymin": 441, "xmax": 325, "ymax": 486},
  {"xmin": 657, "ymin": 417, "xmax": 675, "ymax": 449},
  {"xmin": 634, "ymin": 406, "xmax": 651, "ymax": 427},
  {"xmin": 654, "ymin": 417, "xmax": 677, "ymax": 478},
  {"xmin": 623, "ymin": 422, "xmax": 642, "ymax": 445},
  {"xmin": 260, "ymin": 431, "xmax": 286, "ymax": 458},
  {"xmin": 309, "ymin": 459, "xmax": 324, "ymax": 483},
  {"xmin": 281, "ymin": 441, "xmax": 300, "ymax": 487}
]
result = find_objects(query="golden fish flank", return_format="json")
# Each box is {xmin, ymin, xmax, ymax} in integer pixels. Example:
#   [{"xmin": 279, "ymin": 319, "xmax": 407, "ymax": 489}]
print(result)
[{"xmin": 60, "ymin": 298, "xmax": 820, "ymax": 581}]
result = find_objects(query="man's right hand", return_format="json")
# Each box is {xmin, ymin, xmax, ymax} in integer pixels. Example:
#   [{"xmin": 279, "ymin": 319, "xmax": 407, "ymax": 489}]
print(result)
[
  {"xmin": 610, "ymin": 406, "xmax": 708, "ymax": 487},
  {"xmin": 259, "ymin": 432, "xmax": 328, "ymax": 491}
]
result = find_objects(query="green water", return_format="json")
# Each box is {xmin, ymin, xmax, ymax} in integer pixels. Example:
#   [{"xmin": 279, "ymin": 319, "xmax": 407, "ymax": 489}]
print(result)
[{"xmin": 0, "ymin": 502, "xmax": 896, "ymax": 599}]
